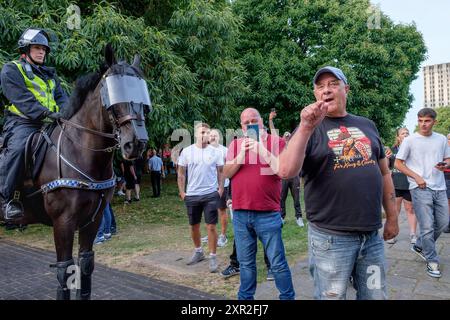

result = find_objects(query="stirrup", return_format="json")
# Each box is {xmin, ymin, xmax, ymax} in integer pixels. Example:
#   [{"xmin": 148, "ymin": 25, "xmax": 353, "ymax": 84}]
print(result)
[{"xmin": 4, "ymin": 199, "xmax": 24, "ymax": 220}]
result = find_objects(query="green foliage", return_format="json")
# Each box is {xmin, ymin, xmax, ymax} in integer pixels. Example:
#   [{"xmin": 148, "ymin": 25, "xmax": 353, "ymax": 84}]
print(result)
[
  {"xmin": 169, "ymin": 1, "xmax": 248, "ymax": 134},
  {"xmin": 0, "ymin": 0, "xmax": 247, "ymax": 148},
  {"xmin": 0, "ymin": 0, "xmax": 427, "ymax": 144},
  {"xmin": 233, "ymin": 0, "xmax": 427, "ymax": 141},
  {"xmin": 433, "ymin": 106, "xmax": 450, "ymax": 135}
]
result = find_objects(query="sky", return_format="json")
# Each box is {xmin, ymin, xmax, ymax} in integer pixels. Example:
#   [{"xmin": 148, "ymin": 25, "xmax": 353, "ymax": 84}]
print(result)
[{"xmin": 370, "ymin": 0, "xmax": 450, "ymax": 132}]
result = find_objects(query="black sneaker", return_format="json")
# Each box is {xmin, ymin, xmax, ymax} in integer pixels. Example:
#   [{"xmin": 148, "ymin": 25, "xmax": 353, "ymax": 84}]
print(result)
[
  {"xmin": 221, "ymin": 265, "xmax": 240, "ymax": 278},
  {"xmin": 411, "ymin": 245, "xmax": 426, "ymax": 261}
]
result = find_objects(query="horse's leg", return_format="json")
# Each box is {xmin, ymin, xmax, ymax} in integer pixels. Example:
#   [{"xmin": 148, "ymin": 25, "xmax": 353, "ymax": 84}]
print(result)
[
  {"xmin": 77, "ymin": 222, "xmax": 101, "ymax": 300},
  {"xmin": 53, "ymin": 215, "xmax": 77, "ymax": 300}
]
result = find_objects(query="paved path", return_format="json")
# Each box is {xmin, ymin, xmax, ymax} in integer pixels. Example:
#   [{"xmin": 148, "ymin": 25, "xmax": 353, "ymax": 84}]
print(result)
[
  {"xmin": 0, "ymin": 239, "xmax": 221, "ymax": 300},
  {"xmin": 2, "ymin": 211, "xmax": 449, "ymax": 300},
  {"xmin": 255, "ymin": 212, "xmax": 450, "ymax": 300}
]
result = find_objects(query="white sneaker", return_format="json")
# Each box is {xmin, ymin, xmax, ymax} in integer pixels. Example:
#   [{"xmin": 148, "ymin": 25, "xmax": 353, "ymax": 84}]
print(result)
[
  {"xmin": 201, "ymin": 235, "xmax": 208, "ymax": 243},
  {"xmin": 217, "ymin": 234, "xmax": 228, "ymax": 247},
  {"xmin": 386, "ymin": 237, "xmax": 397, "ymax": 244},
  {"xmin": 209, "ymin": 255, "xmax": 218, "ymax": 273},
  {"xmin": 296, "ymin": 217, "xmax": 305, "ymax": 227},
  {"xmin": 117, "ymin": 191, "xmax": 125, "ymax": 196},
  {"xmin": 410, "ymin": 234, "xmax": 417, "ymax": 245},
  {"xmin": 426, "ymin": 262, "xmax": 442, "ymax": 278}
]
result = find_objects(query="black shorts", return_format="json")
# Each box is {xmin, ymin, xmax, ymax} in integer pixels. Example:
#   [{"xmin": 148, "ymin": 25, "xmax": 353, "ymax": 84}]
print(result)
[
  {"xmin": 395, "ymin": 189, "xmax": 412, "ymax": 202},
  {"xmin": 135, "ymin": 174, "xmax": 142, "ymax": 185},
  {"xmin": 184, "ymin": 191, "xmax": 219, "ymax": 225},
  {"xmin": 218, "ymin": 186, "xmax": 230, "ymax": 209},
  {"xmin": 124, "ymin": 174, "xmax": 135, "ymax": 190}
]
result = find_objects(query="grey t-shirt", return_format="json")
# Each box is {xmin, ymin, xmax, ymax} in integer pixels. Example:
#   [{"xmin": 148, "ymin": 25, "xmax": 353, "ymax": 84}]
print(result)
[{"xmin": 396, "ymin": 132, "xmax": 450, "ymax": 190}]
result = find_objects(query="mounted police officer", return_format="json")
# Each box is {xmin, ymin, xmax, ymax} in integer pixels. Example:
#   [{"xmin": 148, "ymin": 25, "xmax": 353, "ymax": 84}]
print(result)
[{"xmin": 0, "ymin": 28, "xmax": 68, "ymax": 220}]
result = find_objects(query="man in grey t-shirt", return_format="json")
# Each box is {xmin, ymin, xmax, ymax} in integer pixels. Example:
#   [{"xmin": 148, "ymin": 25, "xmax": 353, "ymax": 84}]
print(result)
[{"xmin": 395, "ymin": 108, "xmax": 450, "ymax": 278}]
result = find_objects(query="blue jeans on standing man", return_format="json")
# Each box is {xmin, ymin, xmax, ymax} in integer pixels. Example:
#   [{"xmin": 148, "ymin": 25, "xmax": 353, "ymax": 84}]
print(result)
[
  {"xmin": 308, "ymin": 225, "xmax": 386, "ymax": 300},
  {"xmin": 97, "ymin": 203, "xmax": 113, "ymax": 239},
  {"xmin": 410, "ymin": 187, "xmax": 449, "ymax": 263},
  {"xmin": 232, "ymin": 210, "xmax": 295, "ymax": 300}
]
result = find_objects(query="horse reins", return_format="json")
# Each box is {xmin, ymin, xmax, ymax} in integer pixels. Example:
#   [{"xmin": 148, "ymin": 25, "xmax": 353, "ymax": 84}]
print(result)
[
  {"xmin": 30, "ymin": 65, "xmax": 150, "ymax": 231},
  {"xmin": 58, "ymin": 118, "xmax": 119, "ymax": 153}
]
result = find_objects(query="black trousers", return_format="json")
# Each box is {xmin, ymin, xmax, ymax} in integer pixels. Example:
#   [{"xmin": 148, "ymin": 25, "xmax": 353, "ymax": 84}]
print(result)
[
  {"xmin": 280, "ymin": 176, "xmax": 302, "ymax": 219},
  {"xmin": 0, "ymin": 117, "xmax": 41, "ymax": 201},
  {"xmin": 150, "ymin": 171, "xmax": 161, "ymax": 196},
  {"xmin": 229, "ymin": 240, "xmax": 271, "ymax": 269}
]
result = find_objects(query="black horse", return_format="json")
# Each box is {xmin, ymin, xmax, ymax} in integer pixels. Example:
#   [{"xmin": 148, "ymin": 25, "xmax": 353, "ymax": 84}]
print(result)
[{"xmin": 0, "ymin": 44, "xmax": 149, "ymax": 300}]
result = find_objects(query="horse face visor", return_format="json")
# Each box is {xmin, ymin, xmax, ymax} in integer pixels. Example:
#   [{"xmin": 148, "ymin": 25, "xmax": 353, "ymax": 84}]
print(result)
[{"xmin": 100, "ymin": 74, "xmax": 151, "ymax": 142}]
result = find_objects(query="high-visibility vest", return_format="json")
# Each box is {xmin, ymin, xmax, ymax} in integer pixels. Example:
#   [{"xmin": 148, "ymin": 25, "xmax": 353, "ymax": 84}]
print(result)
[{"xmin": 7, "ymin": 60, "xmax": 59, "ymax": 118}]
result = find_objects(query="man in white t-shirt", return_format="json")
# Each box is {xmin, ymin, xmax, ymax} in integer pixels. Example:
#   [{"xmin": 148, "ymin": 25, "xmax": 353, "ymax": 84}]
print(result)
[
  {"xmin": 209, "ymin": 129, "xmax": 230, "ymax": 247},
  {"xmin": 395, "ymin": 108, "xmax": 450, "ymax": 278},
  {"xmin": 177, "ymin": 123, "xmax": 224, "ymax": 272}
]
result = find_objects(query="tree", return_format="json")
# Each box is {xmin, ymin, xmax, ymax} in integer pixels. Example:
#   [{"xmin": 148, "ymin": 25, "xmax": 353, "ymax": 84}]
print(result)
[
  {"xmin": 433, "ymin": 106, "xmax": 450, "ymax": 136},
  {"xmin": 232, "ymin": 0, "xmax": 427, "ymax": 141},
  {"xmin": 169, "ymin": 1, "xmax": 248, "ymax": 135},
  {"xmin": 0, "ymin": 0, "xmax": 247, "ymax": 148}
]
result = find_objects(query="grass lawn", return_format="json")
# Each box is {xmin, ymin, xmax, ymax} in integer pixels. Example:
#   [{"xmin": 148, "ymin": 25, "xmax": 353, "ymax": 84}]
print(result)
[{"xmin": 0, "ymin": 174, "xmax": 308, "ymax": 298}]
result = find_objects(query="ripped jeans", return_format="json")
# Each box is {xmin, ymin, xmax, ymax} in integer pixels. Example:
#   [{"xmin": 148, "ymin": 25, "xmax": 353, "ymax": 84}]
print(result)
[{"xmin": 308, "ymin": 225, "xmax": 387, "ymax": 300}]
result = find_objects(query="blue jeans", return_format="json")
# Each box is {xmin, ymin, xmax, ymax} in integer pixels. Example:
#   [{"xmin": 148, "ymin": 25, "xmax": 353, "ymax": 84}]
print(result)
[
  {"xmin": 233, "ymin": 210, "xmax": 295, "ymax": 300},
  {"xmin": 110, "ymin": 203, "xmax": 117, "ymax": 233},
  {"xmin": 308, "ymin": 225, "xmax": 386, "ymax": 300},
  {"xmin": 97, "ymin": 203, "xmax": 112, "ymax": 238},
  {"xmin": 410, "ymin": 188, "xmax": 449, "ymax": 263}
]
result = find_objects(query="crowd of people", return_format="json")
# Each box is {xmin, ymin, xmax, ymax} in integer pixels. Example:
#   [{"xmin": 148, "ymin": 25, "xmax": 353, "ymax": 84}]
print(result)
[
  {"xmin": 0, "ymin": 28, "xmax": 449, "ymax": 300},
  {"xmin": 174, "ymin": 66, "xmax": 450, "ymax": 300}
]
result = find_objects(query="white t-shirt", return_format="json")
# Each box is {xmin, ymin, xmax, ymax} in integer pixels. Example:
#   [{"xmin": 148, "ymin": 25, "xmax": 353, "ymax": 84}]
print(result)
[
  {"xmin": 178, "ymin": 144, "xmax": 224, "ymax": 196},
  {"xmin": 396, "ymin": 132, "xmax": 450, "ymax": 190},
  {"xmin": 212, "ymin": 144, "xmax": 230, "ymax": 188}
]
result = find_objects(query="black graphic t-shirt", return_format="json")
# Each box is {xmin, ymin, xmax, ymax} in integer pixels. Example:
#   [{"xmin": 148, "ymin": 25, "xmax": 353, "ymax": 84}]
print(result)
[{"xmin": 302, "ymin": 113, "xmax": 385, "ymax": 232}]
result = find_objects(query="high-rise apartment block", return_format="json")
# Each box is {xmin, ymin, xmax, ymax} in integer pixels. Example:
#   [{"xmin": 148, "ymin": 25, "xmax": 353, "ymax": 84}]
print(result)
[{"xmin": 423, "ymin": 62, "xmax": 450, "ymax": 108}]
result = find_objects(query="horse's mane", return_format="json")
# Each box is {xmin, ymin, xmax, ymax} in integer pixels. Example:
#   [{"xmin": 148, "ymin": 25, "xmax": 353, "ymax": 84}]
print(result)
[
  {"xmin": 62, "ymin": 61, "xmax": 144, "ymax": 119},
  {"xmin": 62, "ymin": 64, "xmax": 108, "ymax": 119}
]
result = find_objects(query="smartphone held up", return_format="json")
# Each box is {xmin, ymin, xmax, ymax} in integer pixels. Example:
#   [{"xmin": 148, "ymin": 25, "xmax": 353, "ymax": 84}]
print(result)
[{"xmin": 246, "ymin": 124, "xmax": 259, "ymax": 142}]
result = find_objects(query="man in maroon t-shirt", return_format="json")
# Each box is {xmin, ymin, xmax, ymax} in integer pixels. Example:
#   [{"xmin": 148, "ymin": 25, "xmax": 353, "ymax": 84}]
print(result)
[{"xmin": 224, "ymin": 108, "xmax": 295, "ymax": 300}]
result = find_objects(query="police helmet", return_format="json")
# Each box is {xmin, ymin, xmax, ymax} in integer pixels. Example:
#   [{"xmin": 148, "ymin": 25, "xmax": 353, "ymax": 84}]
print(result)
[{"xmin": 18, "ymin": 28, "xmax": 51, "ymax": 53}]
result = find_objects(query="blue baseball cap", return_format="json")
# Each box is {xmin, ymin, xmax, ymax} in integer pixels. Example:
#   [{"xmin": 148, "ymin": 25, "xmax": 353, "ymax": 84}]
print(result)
[{"xmin": 313, "ymin": 66, "xmax": 348, "ymax": 85}]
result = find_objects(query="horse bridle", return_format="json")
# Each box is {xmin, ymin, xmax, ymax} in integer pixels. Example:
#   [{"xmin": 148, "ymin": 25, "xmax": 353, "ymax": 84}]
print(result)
[
  {"xmin": 100, "ymin": 70, "xmax": 151, "ymax": 143},
  {"xmin": 29, "ymin": 65, "xmax": 151, "ymax": 231},
  {"xmin": 57, "ymin": 69, "xmax": 151, "ymax": 153}
]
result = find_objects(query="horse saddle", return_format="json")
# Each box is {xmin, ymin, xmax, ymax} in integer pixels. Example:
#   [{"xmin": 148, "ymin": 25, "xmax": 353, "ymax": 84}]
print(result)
[{"xmin": 24, "ymin": 123, "xmax": 57, "ymax": 182}]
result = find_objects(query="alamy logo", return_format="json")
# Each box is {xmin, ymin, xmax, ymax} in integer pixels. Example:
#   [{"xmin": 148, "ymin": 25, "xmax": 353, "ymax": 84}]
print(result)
[
  {"xmin": 66, "ymin": 265, "xmax": 81, "ymax": 290},
  {"xmin": 366, "ymin": 265, "xmax": 381, "ymax": 290},
  {"xmin": 367, "ymin": 3, "xmax": 381, "ymax": 30},
  {"xmin": 66, "ymin": 4, "xmax": 81, "ymax": 30}
]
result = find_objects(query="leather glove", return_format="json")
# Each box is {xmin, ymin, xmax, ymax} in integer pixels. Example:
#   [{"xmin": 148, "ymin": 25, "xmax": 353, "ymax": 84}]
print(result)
[{"xmin": 46, "ymin": 111, "xmax": 63, "ymax": 120}]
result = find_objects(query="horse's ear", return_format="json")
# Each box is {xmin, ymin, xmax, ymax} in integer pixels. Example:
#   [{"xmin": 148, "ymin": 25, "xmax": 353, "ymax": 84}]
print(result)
[
  {"xmin": 132, "ymin": 54, "xmax": 141, "ymax": 69},
  {"xmin": 104, "ymin": 43, "xmax": 116, "ymax": 67}
]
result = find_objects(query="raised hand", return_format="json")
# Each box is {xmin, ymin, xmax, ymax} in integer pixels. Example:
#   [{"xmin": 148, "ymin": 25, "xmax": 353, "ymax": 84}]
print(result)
[
  {"xmin": 235, "ymin": 138, "xmax": 256, "ymax": 164},
  {"xmin": 300, "ymin": 101, "xmax": 328, "ymax": 131},
  {"xmin": 269, "ymin": 111, "xmax": 277, "ymax": 120}
]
